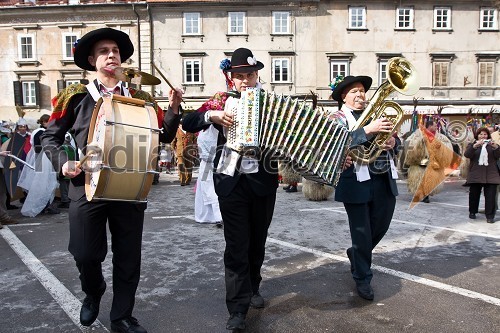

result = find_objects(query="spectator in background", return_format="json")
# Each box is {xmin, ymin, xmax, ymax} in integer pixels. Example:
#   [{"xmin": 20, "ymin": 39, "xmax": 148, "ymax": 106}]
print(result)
[{"xmin": 465, "ymin": 127, "xmax": 500, "ymax": 223}]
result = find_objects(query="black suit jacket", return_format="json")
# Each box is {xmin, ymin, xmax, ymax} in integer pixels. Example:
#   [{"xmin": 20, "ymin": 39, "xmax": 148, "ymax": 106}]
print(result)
[
  {"xmin": 335, "ymin": 127, "xmax": 400, "ymax": 204},
  {"xmin": 42, "ymin": 83, "xmax": 181, "ymax": 200},
  {"xmin": 182, "ymin": 111, "xmax": 278, "ymax": 197}
]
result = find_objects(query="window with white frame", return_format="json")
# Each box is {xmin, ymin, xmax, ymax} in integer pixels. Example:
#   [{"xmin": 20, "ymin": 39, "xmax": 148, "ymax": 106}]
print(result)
[
  {"xmin": 480, "ymin": 8, "xmax": 498, "ymax": 30},
  {"xmin": 18, "ymin": 34, "xmax": 36, "ymax": 60},
  {"xmin": 228, "ymin": 12, "xmax": 246, "ymax": 34},
  {"xmin": 62, "ymin": 33, "xmax": 78, "ymax": 60},
  {"xmin": 434, "ymin": 7, "xmax": 451, "ymax": 29},
  {"xmin": 433, "ymin": 62, "xmax": 449, "ymax": 86},
  {"xmin": 183, "ymin": 59, "xmax": 202, "ymax": 84},
  {"xmin": 478, "ymin": 61, "xmax": 495, "ymax": 86},
  {"xmin": 272, "ymin": 11, "xmax": 290, "ymax": 34},
  {"xmin": 66, "ymin": 79, "xmax": 81, "ymax": 86},
  {"xmin": 184, "ymin": 12, "xmax": 201, "ymax": 35},
  {"xmin": 22, "ymin": 81, "xmax": 36, "ymax": 106},
  {"xmin": 330, "ymin": 60, "xmax": 349, "ymax": 82},
  {"xmin": 349, "ymin": 6, "xmax": 366, "ymax": 29},
  {"xmin": 379, "ymin": 60, "xmax": 388, "ymax": 85},
  {"xmin": 272, "ymin": 57, "xmax": 290, "ymax": 83},
  {"xmin": 396, "ymin": 7, "xmax": 414, "ymax": 29}
]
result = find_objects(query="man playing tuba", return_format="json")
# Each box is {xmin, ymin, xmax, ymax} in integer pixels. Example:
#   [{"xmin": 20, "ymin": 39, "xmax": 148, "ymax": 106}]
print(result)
[{"xmin": 330, "ymin": 75, "xmax": 401, "ymax": 301}]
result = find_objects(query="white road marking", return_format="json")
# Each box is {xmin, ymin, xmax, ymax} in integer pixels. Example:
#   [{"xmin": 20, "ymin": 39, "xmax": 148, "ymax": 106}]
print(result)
[
  {"xmin": 299, "ymin": 208, "xmax": 500, "ymax": 239},
  {"xmin": 152, "ymin": 215, "xmax": 195, "ymax": 220},
  {"xmin": 0, "ymin": 227, "xmax": 108, "ymax": 332},
  {"xmin": 267, "ymin": 237, "xmax": 500, "ymax": 307}
]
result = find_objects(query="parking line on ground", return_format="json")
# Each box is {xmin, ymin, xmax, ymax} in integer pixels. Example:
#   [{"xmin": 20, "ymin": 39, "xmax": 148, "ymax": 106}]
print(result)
[
  {"xmin": 267, "ymin": 237, "xmax": 500, "ymax": 307},
  {"xmin": 298, "ymin": 208, "xmax": 500, "ymax": 239},
  {"xmin": 151, "ymin": 215, "xmax": 195, "ymax": 220},
  {"xmin": 0, "ymin": 227, "xmax": 108, "ymax": 332}
]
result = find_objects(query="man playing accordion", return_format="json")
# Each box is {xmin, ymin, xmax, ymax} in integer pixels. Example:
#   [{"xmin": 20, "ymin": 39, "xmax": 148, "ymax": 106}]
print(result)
[{"xmin": 182, "ymin": 48, "xmax": 278, "ymax": 331}]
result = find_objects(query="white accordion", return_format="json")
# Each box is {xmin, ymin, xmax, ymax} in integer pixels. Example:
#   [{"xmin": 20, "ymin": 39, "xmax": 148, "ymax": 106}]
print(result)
[{"xmin": 224, "ymin": 88, "xmax": 351, "ymax": 185}]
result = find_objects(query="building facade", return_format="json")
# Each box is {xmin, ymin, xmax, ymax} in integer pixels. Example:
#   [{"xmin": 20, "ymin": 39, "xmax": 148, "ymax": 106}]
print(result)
[{"xmin": 0, "ymin": 0, "xmax": 498, "ymax": 127}]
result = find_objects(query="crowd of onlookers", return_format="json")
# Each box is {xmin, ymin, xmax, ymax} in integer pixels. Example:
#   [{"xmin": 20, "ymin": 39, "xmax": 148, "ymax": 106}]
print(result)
[{"xmin": 0, "ymin": 115, "xmax": 76, "ymax": 227}]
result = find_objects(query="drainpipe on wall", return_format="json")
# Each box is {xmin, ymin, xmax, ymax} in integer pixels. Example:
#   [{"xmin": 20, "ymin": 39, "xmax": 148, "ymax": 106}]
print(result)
[
  {"xmin": 147, "ymin": 3, "xmax": 158, "ymax": 98},
  {"xmin": 132, "ymin": 3, "xmax": 141, "ymax": 71}
]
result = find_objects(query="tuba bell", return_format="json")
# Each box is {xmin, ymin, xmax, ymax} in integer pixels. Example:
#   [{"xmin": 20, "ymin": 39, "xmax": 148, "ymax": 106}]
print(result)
[{"xmin": 349, "ymin": 57, "xmax": 419, "ymax": 163}]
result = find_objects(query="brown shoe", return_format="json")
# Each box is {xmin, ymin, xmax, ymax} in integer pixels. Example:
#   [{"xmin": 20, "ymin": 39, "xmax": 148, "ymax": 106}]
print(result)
[{"xmin": 0, "ymin": 215, "xmax": 18, "ymax": 225}]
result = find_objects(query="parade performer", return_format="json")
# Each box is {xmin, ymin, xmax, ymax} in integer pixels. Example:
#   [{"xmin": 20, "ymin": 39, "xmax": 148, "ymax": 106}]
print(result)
[
  {"xmin": 171, "ymin": 122, "xmax": 197, "ymax": 186},
  {"xmin": 331, "ymin": 75, "xmax": 400, "ymax": 301},
  {"xmin": 182, "ymin": 48, "xmax": 278, "ymax": 331},
  {"xmin": 404, "ymin": 120, "xmax": 454, "ymax": 204},
  {"xmin": 18, "ymin": 114, "xmax": 60, "ymax": 216},
  {"xmin": 42, "ymin": 27, "xmax": 182, "ymax": 333},
  {"xmin": 194, "ymin": 124, "xmax": 222, "ymax": 225}
]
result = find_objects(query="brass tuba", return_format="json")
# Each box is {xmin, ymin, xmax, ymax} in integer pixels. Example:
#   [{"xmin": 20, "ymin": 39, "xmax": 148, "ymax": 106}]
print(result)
[{"xmin": 349, "ymin": 57, "xmax": 419, "ymax": 163}]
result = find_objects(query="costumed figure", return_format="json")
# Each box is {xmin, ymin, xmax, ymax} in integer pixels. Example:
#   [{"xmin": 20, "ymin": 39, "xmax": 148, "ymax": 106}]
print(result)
[
  {"xmin": 301, "ymin": 177, "xmax": 333, "ymax": 201},
  {"xmin": 41, "ymin": 27, "xmax": 182, "ymax": 333},
  {"xmin": 171, "ymin": 122, "xmax": 197, "ymax": 186},
  {"xmin": 194, "ymin": 125, "xmax": 222, "ymax": 225},
  {"xmin": 182, "ymin": 48, "xmax": 278, "ymax": 331},
  {"xmin": 278, "ymin": 162, "xmax": 301, "ymax": 193},
  {"xmin": 18, "ymin": 114, "xmax": 60, "ymax": 217},
  {"xmin": 404, "ymin": 120, "xmax": 454, "ymax": 204}
]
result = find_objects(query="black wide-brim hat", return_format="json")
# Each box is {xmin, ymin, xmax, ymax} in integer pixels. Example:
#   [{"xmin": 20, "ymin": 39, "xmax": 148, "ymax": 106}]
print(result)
[
  {"xmin": 225, "ymin": 48, "xmax": 264, "ymax": 73},
  {"xmin": 73, "ymin": 28, "xmax": 134, "ymax": 71},
  {"xmin": 331, "ymin": 75, "xmax": 372, "ymax": 102}
]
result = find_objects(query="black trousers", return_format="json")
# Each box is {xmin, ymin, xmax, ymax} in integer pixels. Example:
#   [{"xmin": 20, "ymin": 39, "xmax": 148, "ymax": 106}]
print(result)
[
  {"xmin": 218, "ymin": 176, "xmax": 276, "ymax": 315},
  {"xmin": 68, "ymin": 197, "xmax": 146, "ymax": 321},
  {"xmin": 469, "ymin": 183, "xmax": 498, "ymax": 219},
  {"xmin": 344, "ymin": 175, "xmax": 396, "ymax": 285}
]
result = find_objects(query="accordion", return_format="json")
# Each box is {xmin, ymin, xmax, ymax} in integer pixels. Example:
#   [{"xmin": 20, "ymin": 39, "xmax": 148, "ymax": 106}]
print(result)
[{"xmin": 225, "ymin": 88, "xmax": 351, "ymax": 185}]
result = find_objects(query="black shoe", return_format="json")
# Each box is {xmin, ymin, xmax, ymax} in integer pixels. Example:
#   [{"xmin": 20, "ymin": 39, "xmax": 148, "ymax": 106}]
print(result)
[
  {"xmin": 356, "ymin": 283, "xmax": 374, "ymax": 301},
  {"xmin": 487, "ymin": 218, "xmax": 495, "ymax": 223},
  {"xmin": 283, "ymin": 185, "xmax": 291, "ymax": 191},
  {"xmin": 6, "ymin": 204, "xmax": 19, "ymax": 210},
  {"xmin": 152, "ymin": 180, "xmax": 159, "ymax": 185},
  {"xmin": 469, "ymin": 213, "xmax": 476, "ymax": 219},
  {"xmin": 58, "ymin": 202, "xmax": 70, "ymax": 209},
  {"xmin": 226, "ymin": 312, "xmax": 246, "ymax": 330},
  {"xmin": 250, "ymin": 291, "xmax": 265, "ymax": 309},
  {"xmin": 422, "ymin": 196, "xmax": 430, "ymax": 203},
  {"xmin": 43, "ymin": 206, "xmax": 60, "ymax": 214},
  {"xmin": 285, "ymin": 185, "xmax": 298, "ymax": 193},
  {"xmin": 346, "ymin": 248, "xmax": 354, "ymax": 273},
  {"xmin": 80, "ymin": 289, "xmax": 105, "ymax": 326},
  {"xmin": 111, "ymin": 316, "xmax": 147, "ymax": 333}
]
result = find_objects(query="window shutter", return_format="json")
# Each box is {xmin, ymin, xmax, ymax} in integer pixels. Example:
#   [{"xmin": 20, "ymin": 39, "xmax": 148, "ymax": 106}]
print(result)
[
  {"xmin": 13, "ymin": 81, "xmax": 23, "ymax": 106},
  {"xmin": 442, "ymin": 64, "xmax": 448, "ymax": 86},
  {"xmin": 57, "ymin": 79, "xmax": 65, "ymax": 93},
  {"xmin": 433, "ymin": 63, "xmax": 439, "ymax": 86},
  {"xmin": 34, "ymin": 80, "xmax": 40, "ymax": 106}
]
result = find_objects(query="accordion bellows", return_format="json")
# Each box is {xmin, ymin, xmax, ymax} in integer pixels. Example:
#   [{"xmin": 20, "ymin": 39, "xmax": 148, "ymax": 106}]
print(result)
[{"xmin": 225, "ymin": 88, "xmax": 351, "ymax": 185}]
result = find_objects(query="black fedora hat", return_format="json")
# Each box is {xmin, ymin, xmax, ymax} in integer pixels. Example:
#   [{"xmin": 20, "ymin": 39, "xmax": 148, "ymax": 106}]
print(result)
[
  {"xmin": 224, "ymin": 48, "xmax": 264, "ymax": 73},
  {"xmin": 331, "ymin": 75, "xmax": 372, "ymax": 102},
  {"xmin": 73, "ymin": 28, "xmax": 134, "ymax": 71}
]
